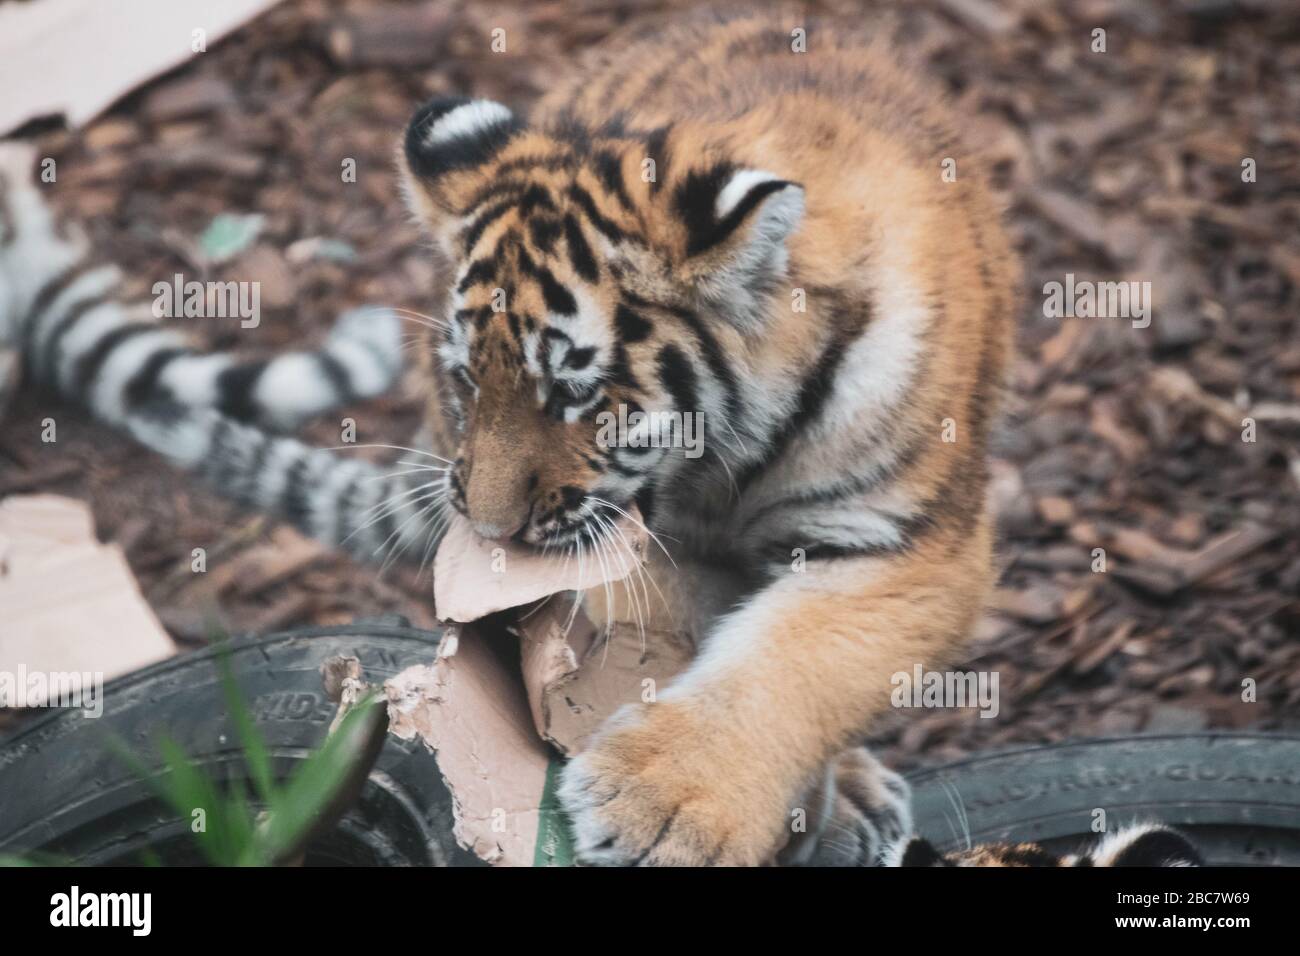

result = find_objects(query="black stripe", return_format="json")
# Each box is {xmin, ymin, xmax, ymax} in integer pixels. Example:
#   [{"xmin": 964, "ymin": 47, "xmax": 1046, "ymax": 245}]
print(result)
[
  {"xmin": 593, "ymin": 149, "xmax": 635, "ymax": 212},
  {"xmin": 204, "ymin": 414, "xmax": 239, "ymax": 489},
  {"xmin": 566, "ymin": 183, "xmax": 627, "ymax": 243},
  {"xmin": 736, "ymin": 328, "xmax": 855, "ymax": 494},
  {"xmin": 333, "ymin": 470, "xmax": 367, "ymax": 552},
  {"xmin": 492, "ymin": 154, "xmax": 574, "ymax": 177},
  {"xmin": 536, "ymin": 266, "xmax": 577, "ymax": 316},
  {"xmin": 281, "ymin": 454, "xmax": 316, "ymax": 533},
  {"xmin": 673, "ymin": 163, "xmax": 734, "ymax": 258},
  {"xmin": 608, "ymin": 341, "xmax": 639, "ymax": 390},
  {"xmin": 457, "ymin": 257, "xmax": 498, "ymax": 294},
  {"xmin": 613, "ymin": 398, "xmax": 655, "ymax": 457},
  {"xmin": 37, "ymin": 292, "xmax": 116, "ymax": 385},
  {"xmin": 740, "ymin": 464, "xmax": 894, "ymax": 536},
  {"xmin": 527, "ymin": 216, "xmax": 562, "ymax": 253},
  {"xmin": 123, "ymin": 345, "xmax": 193, "ymax": 408},
  {"xmin": 596, "ymin": 112, "xmax": 629, "ymax": 139},
  {"xmin": 461, "ymin": 199, "xmax": 515, "ymax": 253},
  {"xmin": 23, "ymin": 261, "xmax": 104, "ymax": 338},
  {"xmin": 605, "ymin": 454, "xmax": 652, "ymax": 478},
  {"xmin": 215, "ymin": 360, "xmax": 269, "ymax": 422},
  {"xmin": 642, "ymin": 126, "xmax": 671, "ymax": 194},
  {"xmin": 68, "ymin": 322, "xmax": 157, "ymax": 403},
  {"xmin": 614, "ymin": 303, "xmax": 653, "ymax": 343},
  {"xmin": 760, "ymin": 509, "xmax": 938, "ymax": 569},
  {"xmin": 518, "ymin": 184, "xmax": 556, "ymax": 215},
  {"xmin": 563, "ymin": 214, "xmax": 599, "ymax": 283},
  {"xmin": 665, "ymin": 305, "xmax": 737, "ymax": 418},
  {"xmin": 239, "ymin": 427, "xmax": 274, "ymax": 507},
  {"xmin": 656, "ymin": 344, "xmax": 699, "ymax": 414},
  {"xmin": 634, "ymin": 483, "xmax": 656, "ymax": 525},
  {"xmin": 496, "ymin": 155, "xmax": 576, "ymax": 179},
  {"xmin": 315, "ymin": 353, "xmax": 355, "ymax": 405},
  {"xmin": 763, "ymin": 539, "xmax": 902, "ymax": 566},
  {"xmin": 622, "ymin": 292, "xmax": 737, "ymax": 416},
  {"xmin": 723, "ymin": 29, "xmax": 796, "ymax": 60},
  {"xmin": 458, "ymin": 179, "xmax": 528, "ymax": 217},
  {"xmin": 546, "ymin": 111, "xmax": 595, "ymax": 153}
]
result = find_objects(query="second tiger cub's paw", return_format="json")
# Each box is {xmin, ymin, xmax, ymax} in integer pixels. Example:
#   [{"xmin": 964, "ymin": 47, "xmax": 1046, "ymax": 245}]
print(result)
[{"xmin": 779, "ymin": 747, "xmax": 913, "ymax": 867}]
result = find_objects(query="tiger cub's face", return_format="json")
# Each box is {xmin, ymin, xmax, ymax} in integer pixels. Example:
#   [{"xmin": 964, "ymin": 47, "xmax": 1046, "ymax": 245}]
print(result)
[{"xmin": 398, "ymin": 97, "xmax": 804, "ymax": 547}]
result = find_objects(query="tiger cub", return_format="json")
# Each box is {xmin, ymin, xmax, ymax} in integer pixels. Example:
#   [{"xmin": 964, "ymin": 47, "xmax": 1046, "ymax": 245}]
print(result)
[{"xmin": 397, "ymin": 12, "xmax": 1018, "ymax": 864}]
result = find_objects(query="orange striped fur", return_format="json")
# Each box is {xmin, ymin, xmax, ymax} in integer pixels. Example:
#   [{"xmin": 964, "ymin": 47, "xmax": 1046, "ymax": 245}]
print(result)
[{"xmin": 399, "ymin": 11, "xmax": 1018, "ymax": 865}]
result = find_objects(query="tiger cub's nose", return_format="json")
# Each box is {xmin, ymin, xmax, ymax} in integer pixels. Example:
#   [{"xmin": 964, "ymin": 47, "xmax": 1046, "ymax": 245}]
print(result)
[{"xmin": 470, "ymin": 516, "xmax": 526, "ymax": 541}]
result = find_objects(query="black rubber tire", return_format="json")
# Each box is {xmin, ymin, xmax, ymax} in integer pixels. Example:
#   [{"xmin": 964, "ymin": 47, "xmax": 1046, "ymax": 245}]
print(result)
[
  {"xmin": 5, "ymin": 633, "xmax": 1298, "ymax": 868},
  {"xmin": 0, "ymin": 624, "xmax": 481, "ymax": 866},
  {"xmin": 906, "ymin": 733, "xmax": 1300, "ymax": 866}
]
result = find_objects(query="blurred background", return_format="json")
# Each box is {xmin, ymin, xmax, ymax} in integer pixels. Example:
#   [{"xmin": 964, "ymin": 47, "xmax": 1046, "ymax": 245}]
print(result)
[{"xmin": 0, "ymin": 0, "xmax": 1297, "ymax": 769}]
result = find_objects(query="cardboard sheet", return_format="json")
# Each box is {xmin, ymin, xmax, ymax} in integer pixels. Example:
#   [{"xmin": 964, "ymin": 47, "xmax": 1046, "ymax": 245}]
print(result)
[
  {"xmin": 433, "ymin": 510, "xmax": 648, "ymax": 623},
  {"xmin": 0, "ymin": 0, "xmax": 281, "ymax": 135},
  {"xmin": 385, "ymin": 632, "xmax": 571, "ymax": 866},
  {"xmin": 384, "ymin": 506, "xmax": 707, "ymax": 865},
  {"xmin": 0, "ymin": 495, "xmax": 176, "ymax": 707},
  {"xmin": 518, "ymin": 600, "xmax": 695, "ymax": 754}
]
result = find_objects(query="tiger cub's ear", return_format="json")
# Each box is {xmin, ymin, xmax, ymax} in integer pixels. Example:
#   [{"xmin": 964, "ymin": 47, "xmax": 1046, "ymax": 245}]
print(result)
[
  {"xmin": 668, "ymin": 165, "xmax": 805, "ymax": 329},
  {"xmin": 895, "ymin": 836, "xmax": 951, "ymax": 867},
  {"xmin": 399, "ymin": 97, "xmax": 522, "ymax": 249}
]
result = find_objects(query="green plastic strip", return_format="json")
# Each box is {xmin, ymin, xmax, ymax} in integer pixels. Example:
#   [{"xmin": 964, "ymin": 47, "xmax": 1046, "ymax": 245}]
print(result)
[{"xmin": 533, "ymin": 756, "xmax": 577, "ymax": 866}]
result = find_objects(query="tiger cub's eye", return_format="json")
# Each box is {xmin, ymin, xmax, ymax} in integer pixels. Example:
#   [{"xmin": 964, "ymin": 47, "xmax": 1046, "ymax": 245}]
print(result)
[
  {"xmin": 545, "ymin": 379, "xmax": 600, "ymax": 418},
  {"xmin": 559, "ymin": 379, "xmax": 598, "ymax": 404}
]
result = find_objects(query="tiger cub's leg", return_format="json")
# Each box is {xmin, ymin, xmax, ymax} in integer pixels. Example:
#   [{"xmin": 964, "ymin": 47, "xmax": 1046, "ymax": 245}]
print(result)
[{"xmin": 558, "ymin": 515, "xmax": 995, "ymax": 866}]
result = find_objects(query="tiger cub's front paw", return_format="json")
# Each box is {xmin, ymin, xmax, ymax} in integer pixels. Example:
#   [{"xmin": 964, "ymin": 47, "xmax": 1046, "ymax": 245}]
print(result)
[{"xmin": 557, "ymin": 703, "xmax": 788, "ymax": 866}]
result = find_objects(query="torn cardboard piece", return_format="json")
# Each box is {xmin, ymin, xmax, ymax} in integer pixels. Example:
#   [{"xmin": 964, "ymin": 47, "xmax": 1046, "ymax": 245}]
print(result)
[
  {"xmin": 518, "ymin": 600, "xmax": 695, "ymax": 755},
  {"xmin": 0, "ymin": 495, "xmax": 176, "ymax": 707},
  {"xmin": 385, "ymin": 506, "xmax": 711, "ymax": 865},
  {"xmin": 384, "ymin": 609, "xmax": 693, "ymax": 867},
  {"xmin": 433, "ymin": 511, "xmax": 648, "ymax": 623},
  {"xmin": 385, "ymin": 631, "xmax": 567, "ymax": 866},
  {"xmin": 0, "ymin": 0, "xmax": 282, "ymax": 135}
]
